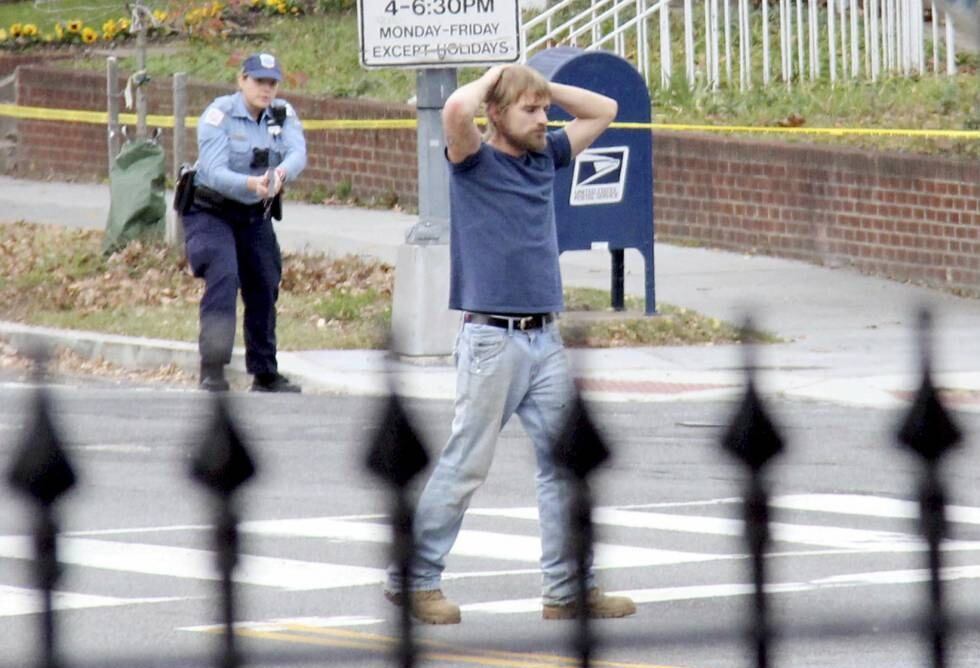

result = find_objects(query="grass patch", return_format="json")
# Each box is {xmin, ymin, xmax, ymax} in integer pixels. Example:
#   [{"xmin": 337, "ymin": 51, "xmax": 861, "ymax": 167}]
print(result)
[
  {"xmin": 561, "ymin": 287, "xmax": 778, "ymax": 347},
  {"xmin": 0, "ymin": 221, "xmax": 393, "ymax": 350},
  {"xmin": 0, "ymin": 222, "xmax": 765, "ymax": 349}
]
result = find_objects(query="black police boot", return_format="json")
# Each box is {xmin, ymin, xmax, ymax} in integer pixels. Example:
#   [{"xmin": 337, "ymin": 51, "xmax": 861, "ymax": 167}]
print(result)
[
  {"xmin": 200, "ymin": 363, "xmax": 230, "ymax": 392},
  {"xmin": 251, "ymin": 372, "xmax": 301, "ymax": 394}
]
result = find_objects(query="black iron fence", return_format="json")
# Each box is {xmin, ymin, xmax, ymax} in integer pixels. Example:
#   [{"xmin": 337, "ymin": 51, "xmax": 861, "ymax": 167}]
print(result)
[{"xmin": 1, "ymin": 309, "xmax": 974, "ymax": 668}]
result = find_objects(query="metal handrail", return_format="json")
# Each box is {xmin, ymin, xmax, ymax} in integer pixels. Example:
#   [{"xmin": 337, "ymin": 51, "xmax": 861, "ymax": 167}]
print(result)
[
  {"xmin": 589, "ymin": 0, "xmax": 669, "ymax": 49},
  {"xmin": 525, "ymin": 0, "xmax": 620, "ymax": 53}
]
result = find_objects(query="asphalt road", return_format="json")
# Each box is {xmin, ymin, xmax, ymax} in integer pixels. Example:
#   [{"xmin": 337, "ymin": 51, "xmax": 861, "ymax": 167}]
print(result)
[{"xmin": 2, "ymin": 374, "xmax": 980, "ymax": 668}]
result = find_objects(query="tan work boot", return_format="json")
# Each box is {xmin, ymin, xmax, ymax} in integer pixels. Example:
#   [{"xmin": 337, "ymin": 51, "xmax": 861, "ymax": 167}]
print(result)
[
  {"xmin": 384, "ymin": 589, "xmax": 461, "ymax": 625},
  {"xmin": 542, "ymin": 588, "xmax": 637, "ymax": 620}
]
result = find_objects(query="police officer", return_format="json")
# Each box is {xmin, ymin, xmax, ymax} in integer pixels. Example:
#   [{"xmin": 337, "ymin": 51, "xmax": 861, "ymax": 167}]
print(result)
[{"xmin": 183, "ymin": 52, "xmax": 306, "ymax": 392}]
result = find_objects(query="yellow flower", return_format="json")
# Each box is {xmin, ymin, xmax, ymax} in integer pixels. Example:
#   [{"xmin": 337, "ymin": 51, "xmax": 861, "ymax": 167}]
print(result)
[
  {"xmin": 152, "ymin": 9, "xmax": 167, "ymax": 21},
  {"xmin": 102, "ymin": 19, "xmax": 116, "ymax": 33},
  {"xmin": 276, "ymin": 3, "xmax": 287, "ymax": 13},
  {"xmin": 290, "ymin": 6, "xmax": 299, "ymax": 12},
  {"xmin": 54, "ymin": 23, "xmax": 64, "ymax": 39},
  {"xmin": 102, "ymin": 29, "xmax": 116, "ymax": 40},
  {"xmin": 10, "ymin": 23, "xmax": 21, "ymax": 37},
  {"xmin": 81, "ymin": 26, "xmax": 98, "ymax": 43},
  {"xmin": 66, "ymin": 19, "xmax": 83, "ymax": 33},
  {"xmin": 209, "ymin": 1, "xmax": 222, "ymax": 16},
  {"xmin": 0, "ymin": 28, "xmax": 7, "ymax": 41},
  {"xmin": 23, "ymin": 23, "xmax": 38, "ymax": 36},
  {"xmin": 117, "ymin": 17, "xmax": 130, "ymax": 30}
]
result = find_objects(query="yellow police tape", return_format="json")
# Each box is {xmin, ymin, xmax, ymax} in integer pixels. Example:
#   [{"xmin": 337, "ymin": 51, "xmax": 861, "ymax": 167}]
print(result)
[{"xmin": 1, "ymin": 102, "xmax": 977, "ymax": 139}]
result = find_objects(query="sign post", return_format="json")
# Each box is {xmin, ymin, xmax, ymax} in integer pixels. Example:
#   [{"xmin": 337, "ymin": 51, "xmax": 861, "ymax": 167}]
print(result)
[{"xmin": 358, "ymin": 0, "xmax": 521, "ymax": 356}]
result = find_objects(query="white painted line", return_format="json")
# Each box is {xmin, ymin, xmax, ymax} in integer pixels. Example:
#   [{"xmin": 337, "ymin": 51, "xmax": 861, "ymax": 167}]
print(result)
[
  {"xmin": 69, "ymin": 444, "xmax": 153, "ymax": 454},
  {"xmin": 239, "ymin": 517, "xmax": 725, "ymax": 568},
  {"xmin": 464, "ymin": 564, "xmax": 980, "ymax": 615},
  {"xmin": 0, "ymin": 584, "xmax": 180, "ymax": 617},
  {"xmin": 181, "ymin": 616, "xmax": 386, "ymax": 633},
  {"xmin": 772, "ymin": 493, "xmax": 980, "ymax": 526},
  {"xmin": 0, "ymin": 536, "xmax": 386, "ymax": 591},
  {"xmin": 469, "ymin": 505, "xmax": 980, "ymax": 553},
  {"xmin": 63, "ymin": 514, "xmax": 388, "ymax": 538}
]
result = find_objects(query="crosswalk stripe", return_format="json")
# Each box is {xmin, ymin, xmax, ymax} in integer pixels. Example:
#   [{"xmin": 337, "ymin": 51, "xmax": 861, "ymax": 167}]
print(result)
[
  {"xmin": 771, "ymin": 493, "xmax": 980, "ymax": 525},
  {"xmin": 467, "ymin": 506, "xmax": 980, "ymax": 552},
  {"xmin": 464, "ymin": 563, "xmax": 980, "ymax": 615},
  {"xmin": 0, "ymin": 536, "xmax": 386, "ymax": 590},
  {"xmin": 6, "ymin": 493, "xmax": 980, "ymax": 616},
  {"xmin": 0, "ymin": 584, "xmax": 180, "ymax": 617},
  {"xmin": 239, "ymin": 517, "xmax": 726, "ymax": 568}
]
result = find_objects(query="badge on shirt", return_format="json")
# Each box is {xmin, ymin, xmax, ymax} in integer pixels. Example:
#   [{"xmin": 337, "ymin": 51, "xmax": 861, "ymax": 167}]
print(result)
[{"xmin": 204, "ymin": 107, "xmax": 224, "ymax": 127}]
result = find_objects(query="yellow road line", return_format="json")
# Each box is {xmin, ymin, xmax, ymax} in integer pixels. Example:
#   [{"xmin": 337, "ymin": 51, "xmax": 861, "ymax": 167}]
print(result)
[{"xmin": 249, "ymin": 623, "xmax": 683, "ymax": 668}]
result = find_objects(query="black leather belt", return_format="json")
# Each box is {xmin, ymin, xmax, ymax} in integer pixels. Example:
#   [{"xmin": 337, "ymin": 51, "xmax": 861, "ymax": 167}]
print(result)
[
  {"xmin": 464, "ymin": 312, "xmax": 555, "ymax": 331},
  {"xmin": 193, "ymin": 185, "xmax": 266, "ymax": 218}
]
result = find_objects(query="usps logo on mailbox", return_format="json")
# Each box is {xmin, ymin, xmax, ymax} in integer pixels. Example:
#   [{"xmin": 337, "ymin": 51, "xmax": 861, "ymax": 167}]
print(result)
[{"xmin": 569, "ymin": 146, "xmax": 630, "ymax": 207}]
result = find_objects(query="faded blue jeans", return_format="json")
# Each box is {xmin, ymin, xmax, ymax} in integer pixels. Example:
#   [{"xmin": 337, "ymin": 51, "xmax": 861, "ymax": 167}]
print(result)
[{"xmin": 386, "ymin": 320, "xmax": 594, "ymax": 604}]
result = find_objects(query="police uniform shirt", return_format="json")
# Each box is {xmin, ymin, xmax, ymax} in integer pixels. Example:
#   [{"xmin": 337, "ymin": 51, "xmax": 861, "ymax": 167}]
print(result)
[{"xmin": 195, "ymin": 91, "xmax": 307, "ymax": 205}]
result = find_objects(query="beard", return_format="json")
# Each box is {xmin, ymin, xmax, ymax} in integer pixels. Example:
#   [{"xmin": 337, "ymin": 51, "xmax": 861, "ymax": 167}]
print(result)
[{"xmin": 497, "ymin": 122, "xmax": 547, "ymax": 152}]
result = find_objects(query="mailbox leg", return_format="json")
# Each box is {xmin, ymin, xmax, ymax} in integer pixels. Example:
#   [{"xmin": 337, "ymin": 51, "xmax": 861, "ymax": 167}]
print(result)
[
  {"xmin": 611, "ymin": 248, "xmax": 625, "ymax": 311},
  {"xmin": 644, "ymin": 247, "xmax": 657, "ymax": 315}
]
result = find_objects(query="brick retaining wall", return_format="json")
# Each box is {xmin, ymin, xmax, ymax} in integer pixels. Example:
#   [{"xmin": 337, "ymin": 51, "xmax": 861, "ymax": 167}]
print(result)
[{"xmin": 653, "ymin": 133, "xmax": 980, "ymax": 294}]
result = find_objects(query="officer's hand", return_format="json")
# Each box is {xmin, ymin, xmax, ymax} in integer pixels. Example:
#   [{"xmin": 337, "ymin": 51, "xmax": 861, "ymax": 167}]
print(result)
[
  {"xmin": 271, "ymin": 167, "xmax": 286, "ymax": 196},
  {"xmin": 248, "ymin": 172, "xmax": 271, "ymax": 198}
]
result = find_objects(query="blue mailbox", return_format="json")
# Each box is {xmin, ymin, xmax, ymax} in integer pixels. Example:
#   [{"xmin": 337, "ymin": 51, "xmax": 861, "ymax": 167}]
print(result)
[{"xmin": 529, "ymin": 47, "xmax": 655, "ymax": 315}]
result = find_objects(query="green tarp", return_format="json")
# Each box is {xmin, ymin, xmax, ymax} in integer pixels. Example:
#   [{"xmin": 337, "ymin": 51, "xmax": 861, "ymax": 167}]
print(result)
[{"xmin": 102, "ymin": 139, "xmax": 166, "ymax": 255}]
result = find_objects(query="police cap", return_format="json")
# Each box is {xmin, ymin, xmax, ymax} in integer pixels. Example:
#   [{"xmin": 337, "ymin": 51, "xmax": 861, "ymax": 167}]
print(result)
[{"xmin": 242, "ymin": 53, "xmax": 283, "ymax": 81}]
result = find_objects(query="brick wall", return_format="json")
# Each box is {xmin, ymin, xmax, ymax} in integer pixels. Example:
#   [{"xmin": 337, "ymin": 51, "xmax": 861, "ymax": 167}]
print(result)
[
  {"xmin": 0, "ymin": 53, "xmax": 72, "ymax": 78},
  {"xmin": 12, "ymin": 64, "xmax": 418, "ymax": 208},
  {"xmin": 6, "ymin": 62, "xmax": 980, "ymax": 294},
  {"xmin": 653, "ymin": 133, "xmax": 980, "ymax": 295}
]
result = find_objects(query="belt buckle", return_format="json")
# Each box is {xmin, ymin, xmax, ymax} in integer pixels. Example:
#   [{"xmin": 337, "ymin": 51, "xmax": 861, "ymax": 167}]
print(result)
[{"xmin": 517, "ymin": 316, "xmax": 534, "ymax": 331}]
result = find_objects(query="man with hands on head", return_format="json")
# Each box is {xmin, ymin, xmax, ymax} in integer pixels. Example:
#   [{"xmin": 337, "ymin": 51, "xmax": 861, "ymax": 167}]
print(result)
[
  {"xmin": 183, "ymin": 52, "xmax": 306, "ymax": 393},
  {"xmin": 384, "ymin": 64, "xmax": 637, "ymax": 624}
]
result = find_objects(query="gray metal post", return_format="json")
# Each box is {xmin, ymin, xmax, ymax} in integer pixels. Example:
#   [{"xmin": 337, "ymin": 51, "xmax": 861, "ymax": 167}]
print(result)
[
  {"xmin": 390, "ymin": 68, "xmax": 459, "ymax": 357},
  {"xmin": 168, "ymin": 72, "xmax": 187, "ymax": 247},
  {"xmin": 106, "ymin": 56, "xmax": 120, "ymax": 169},
  {"xmin": 405, "ymin": 69, "xmax": 456, "ymax": 244}
]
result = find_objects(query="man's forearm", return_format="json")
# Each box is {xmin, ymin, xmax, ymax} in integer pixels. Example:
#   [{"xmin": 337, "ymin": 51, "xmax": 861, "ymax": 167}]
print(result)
[{"xmin": 548, "ymin": 82, "xmax": 617, "ymax": 121}]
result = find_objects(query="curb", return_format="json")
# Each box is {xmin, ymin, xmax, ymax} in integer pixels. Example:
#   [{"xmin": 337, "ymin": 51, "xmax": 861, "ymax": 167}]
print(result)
[{"xmin": 0, "ymin": 320, "xmax": 246, "ymax": 385}]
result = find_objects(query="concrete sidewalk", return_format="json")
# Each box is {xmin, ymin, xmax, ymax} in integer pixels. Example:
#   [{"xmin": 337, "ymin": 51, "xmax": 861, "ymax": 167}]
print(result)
[{"xmin": 2, "ymin": 175, "xmax": 980, "ymax": 411}]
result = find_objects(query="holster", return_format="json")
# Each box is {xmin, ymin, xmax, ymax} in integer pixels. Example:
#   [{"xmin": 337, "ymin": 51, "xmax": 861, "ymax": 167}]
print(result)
[
  {"xmin": 173, "ymin": 163, "xmax": 196, "ymax": 215},
  {"xmin": 271, "ymin": 191, "xmax": 282, "ymax": 221}
]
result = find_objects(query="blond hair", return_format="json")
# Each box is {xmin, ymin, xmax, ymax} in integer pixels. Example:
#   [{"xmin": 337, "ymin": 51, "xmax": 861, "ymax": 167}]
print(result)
[{"xmin": 484, "ymin": 65, "xmax": 550, "ymax": 137}]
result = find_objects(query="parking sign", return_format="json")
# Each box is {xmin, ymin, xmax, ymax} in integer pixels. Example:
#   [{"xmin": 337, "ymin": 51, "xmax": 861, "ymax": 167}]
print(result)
[{"xmin": 358, "ymin": 0, "xmax": 522, "ymax": 68}]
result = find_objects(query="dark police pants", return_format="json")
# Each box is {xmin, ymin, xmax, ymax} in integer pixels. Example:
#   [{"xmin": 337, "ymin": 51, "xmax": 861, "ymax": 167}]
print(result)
[{"xmin": 182, "ymin": 204, "xmax": 282, "ymax": 376}]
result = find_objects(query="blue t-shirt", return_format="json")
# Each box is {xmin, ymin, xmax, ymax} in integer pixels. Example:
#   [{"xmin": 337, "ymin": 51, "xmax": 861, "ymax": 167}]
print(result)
[{"xmin": 448, "ymin": 130, "xmax": 572, "ymax": 314}]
